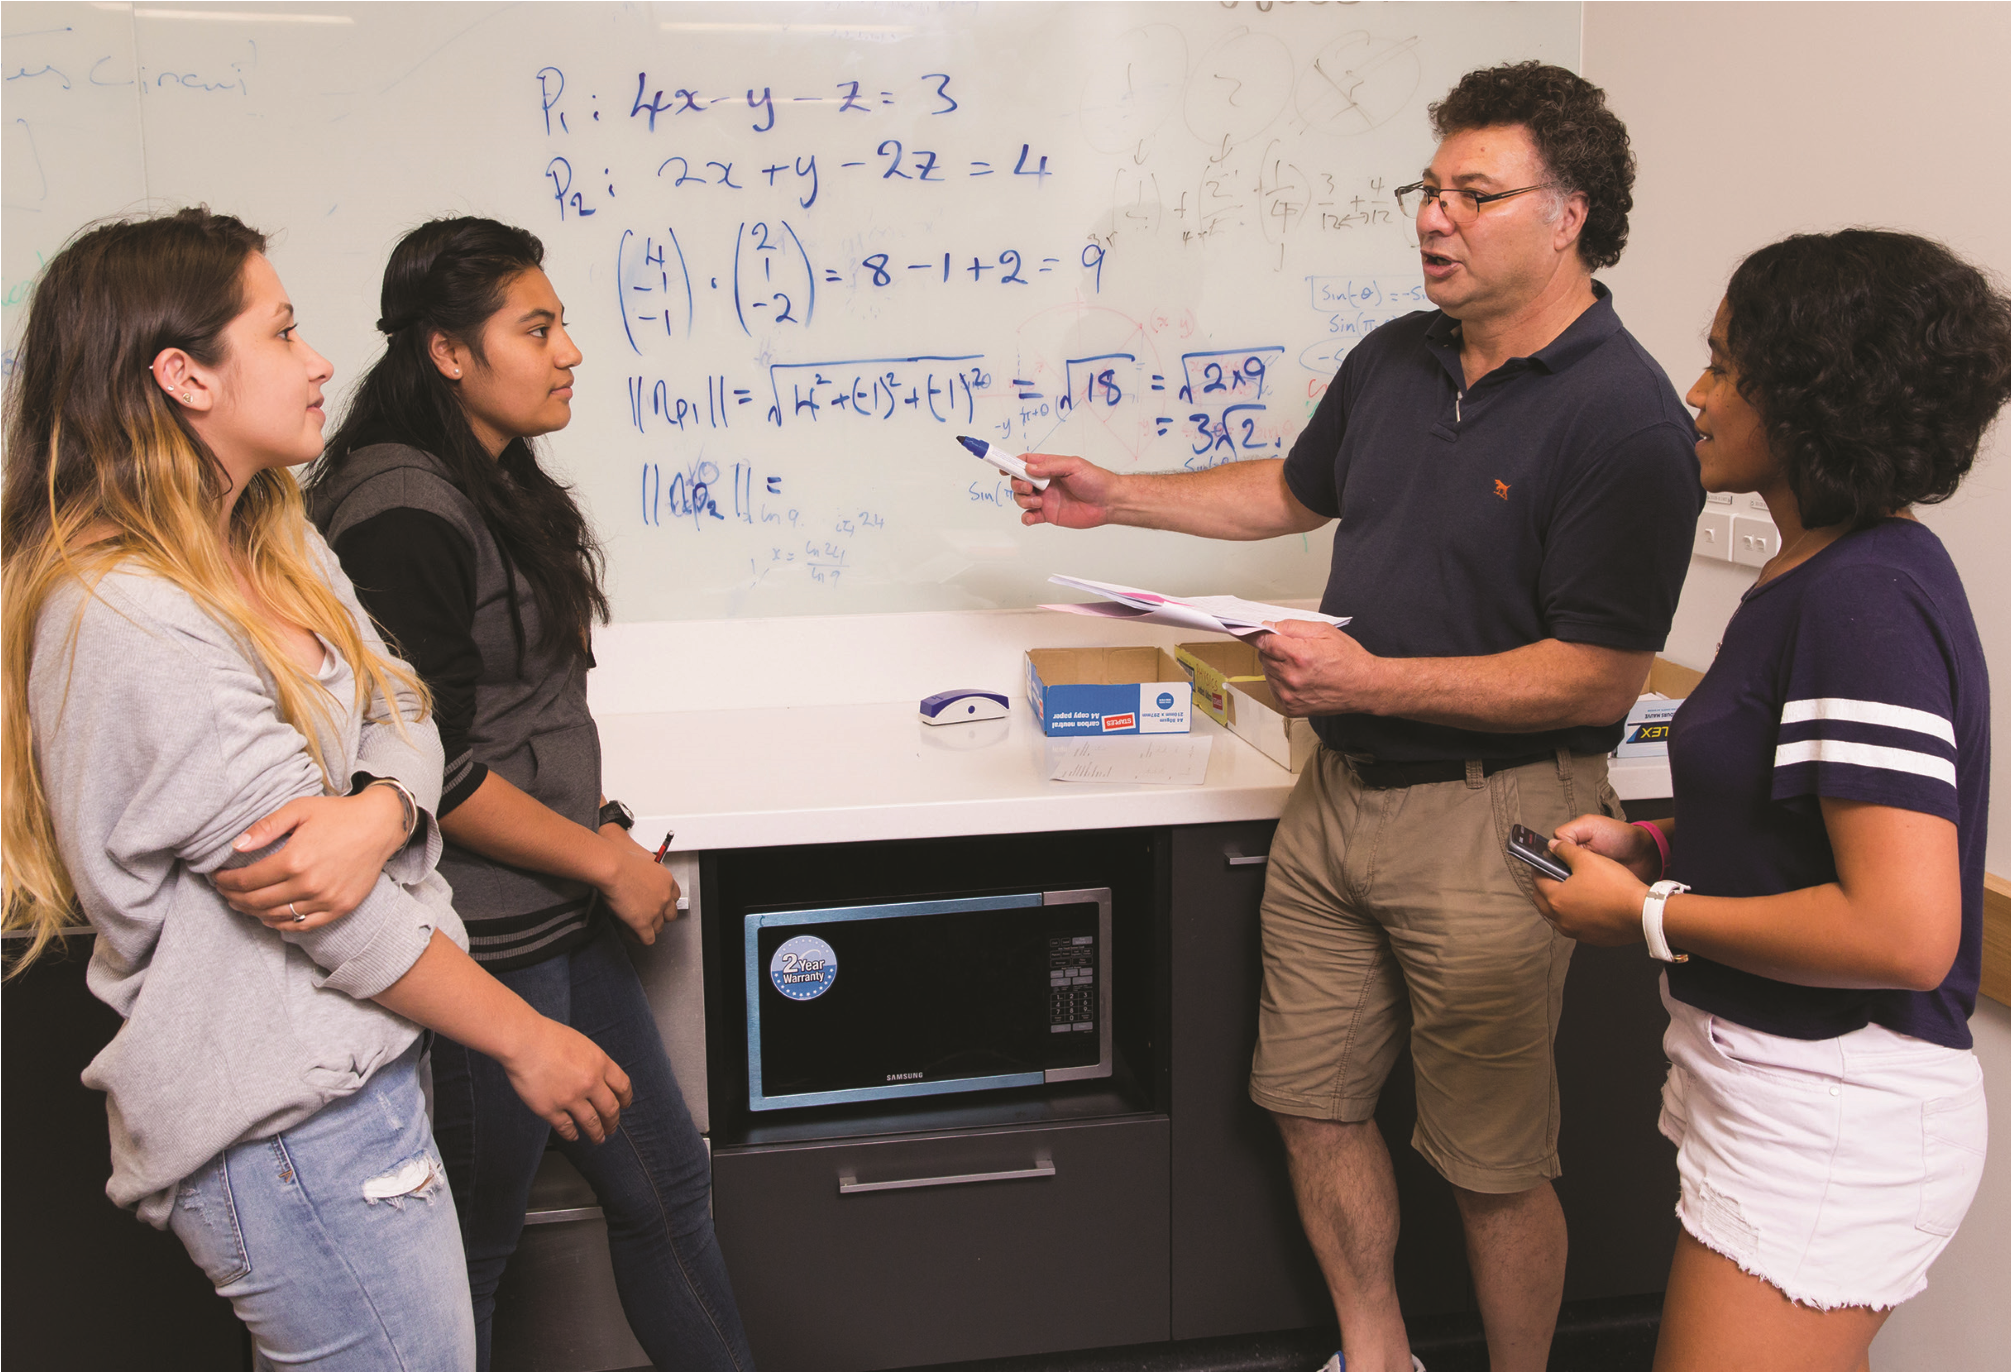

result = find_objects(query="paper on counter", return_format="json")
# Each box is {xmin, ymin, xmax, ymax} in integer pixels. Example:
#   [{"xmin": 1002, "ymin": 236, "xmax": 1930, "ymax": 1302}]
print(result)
[
  {"xmin": 1042, "ymin": 734, "xmax": 1213, "ymax": 785},
  {"xmin": 1044, "ymin": 575, "xmax": 1349, "ymax": 641}
]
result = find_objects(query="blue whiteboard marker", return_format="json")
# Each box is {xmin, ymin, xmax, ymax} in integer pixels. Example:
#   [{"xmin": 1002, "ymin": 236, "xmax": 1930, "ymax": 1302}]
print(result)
[{"xmin": 956, "ymin": 435, "xmax": 1049, "ymax": 492}]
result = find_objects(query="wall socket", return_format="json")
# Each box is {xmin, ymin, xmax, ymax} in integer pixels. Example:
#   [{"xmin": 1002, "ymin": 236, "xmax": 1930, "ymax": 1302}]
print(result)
[
  {"xmin": 1693, "ymin": 507, "xmax": 1777, "ymax": 567},
  {"xmin": 1694, "ymin": 511, "xmax": 1733, "ymax": 559},
  {"xmin": 1731, "ymin": 514, "xmax": 1777, "ymax": 567}
]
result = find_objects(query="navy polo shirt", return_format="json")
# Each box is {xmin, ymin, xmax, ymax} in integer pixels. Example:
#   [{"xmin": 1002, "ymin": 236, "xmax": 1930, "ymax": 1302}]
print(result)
[
  {"xmin": 1282, "ymin": 284, "xmax": 1701, "ymax": 762},
  {"xmin": 1665, "ymin": 520, "xmax": 1990, "ymax": 1050}
]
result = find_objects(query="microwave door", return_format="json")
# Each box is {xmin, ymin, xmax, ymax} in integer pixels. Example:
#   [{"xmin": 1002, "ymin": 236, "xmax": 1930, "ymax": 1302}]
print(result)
[{"xmin": 744, "ymin": 888, "xmax": 1113, "ymax": 1112}]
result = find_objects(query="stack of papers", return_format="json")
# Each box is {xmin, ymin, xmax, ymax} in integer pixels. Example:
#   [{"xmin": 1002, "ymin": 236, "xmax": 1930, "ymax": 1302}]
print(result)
[{"xmin": 1042, "ymin": 575, "xmax": 1350, "ymax": 642}]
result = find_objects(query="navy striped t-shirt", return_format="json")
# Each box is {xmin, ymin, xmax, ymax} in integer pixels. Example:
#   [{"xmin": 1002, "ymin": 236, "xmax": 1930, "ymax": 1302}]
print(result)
[{"xmin": 1665, "ymin": 518, "xmax": 1990, "ymax": 1049}]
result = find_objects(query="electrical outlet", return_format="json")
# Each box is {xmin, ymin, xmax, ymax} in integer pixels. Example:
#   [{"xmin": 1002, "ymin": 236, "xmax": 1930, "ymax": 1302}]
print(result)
[
  {"xmin": 1731, "ymin": 515, "xmax": 1777, "ymax": 568},
  {"xmin": 1694, "ymin": 511, "xmax": 1733, "ymax": 561}
]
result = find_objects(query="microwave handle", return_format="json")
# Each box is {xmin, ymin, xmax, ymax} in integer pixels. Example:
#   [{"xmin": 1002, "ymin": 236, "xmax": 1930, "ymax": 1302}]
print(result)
[
  {"xmin": 1225, "ymin": 850, "xmax": 1269, "ymax": 868},
  {"xmin": 838, "ymin": 1154, "xmax": 1055, "ymax": 1195}
]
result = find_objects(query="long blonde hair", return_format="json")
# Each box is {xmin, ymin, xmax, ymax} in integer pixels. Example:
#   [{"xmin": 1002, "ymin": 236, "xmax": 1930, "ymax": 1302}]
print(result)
[{"xmin": 2, "ymin": 209, "xmax": 429, "ymax": 974}]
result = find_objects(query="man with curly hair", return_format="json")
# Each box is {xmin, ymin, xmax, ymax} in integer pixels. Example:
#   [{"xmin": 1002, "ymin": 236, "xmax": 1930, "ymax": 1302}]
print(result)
[{"xmin": 1016, "ymin": 62, "xmax": 1702, "ymax": 1372}]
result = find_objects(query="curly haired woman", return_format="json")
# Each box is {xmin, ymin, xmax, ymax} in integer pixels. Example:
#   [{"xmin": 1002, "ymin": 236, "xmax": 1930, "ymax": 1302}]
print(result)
[{"xmin": 1535, "ymin": 228, "xmax": 2011, "ymax": 1372}]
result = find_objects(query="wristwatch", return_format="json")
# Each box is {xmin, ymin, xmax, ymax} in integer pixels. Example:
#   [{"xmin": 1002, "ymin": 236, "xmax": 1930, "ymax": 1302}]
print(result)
[
  {"xmin": 1641, "ymin": 880, "xmax": 1691, "ymax": 963},
  {"xmin": 598, "ymin": 799, "xmax": 635, "ymax": 832}
]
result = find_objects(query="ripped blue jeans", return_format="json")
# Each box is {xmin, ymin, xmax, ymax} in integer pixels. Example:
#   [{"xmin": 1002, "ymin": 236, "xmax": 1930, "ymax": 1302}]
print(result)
[{"xmin": 169, "ymin": 1041, "xmax": 477, "ymax": 1370}]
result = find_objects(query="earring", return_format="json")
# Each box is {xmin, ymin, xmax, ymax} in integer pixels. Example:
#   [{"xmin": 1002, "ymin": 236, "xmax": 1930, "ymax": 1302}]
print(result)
[
  {"xmin": 452, "ymin": 368, "xmax": 462, "ymax": 377},
  {"xmin": 181, "ymin": 392, "xmax": 192, "ymax": 402}
]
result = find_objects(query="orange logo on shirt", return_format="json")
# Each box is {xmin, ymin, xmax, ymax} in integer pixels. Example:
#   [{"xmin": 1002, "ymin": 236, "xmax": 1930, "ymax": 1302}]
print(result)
[{"xmin": 1493, "ymin": 479, "xmax": 1511, "ymax": 500}]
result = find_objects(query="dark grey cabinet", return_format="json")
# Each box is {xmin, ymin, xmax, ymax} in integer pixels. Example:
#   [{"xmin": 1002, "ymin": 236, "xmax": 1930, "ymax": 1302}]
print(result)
[
  {"xmin": 713, "ymin": 1117, "xmax": 1170, "ymax": 1372},
  {"xmin": 1165, "ymin": 819, "xmax": 1476, "ymax": 1330},
  {"xmin": 12, "ymin": 817, "xmax": 1676, "ymax": 1372},
  {"xmin": 1, "ymin": 936, "xmax": 250, "ymax": 1371},
  {"xmin": 1168, "ymin": 819, "xmax": 1330, "ymax": 1338},
  {"xmin": 701, "ymin": 820, "xmax": 1680, "ymax": 1372}
]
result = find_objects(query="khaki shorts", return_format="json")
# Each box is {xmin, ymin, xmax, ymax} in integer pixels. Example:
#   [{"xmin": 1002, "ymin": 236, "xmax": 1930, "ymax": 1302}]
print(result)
[{"xmin": 1249, "ymin": 747, "xmax": 1623, "ymax": 1193}]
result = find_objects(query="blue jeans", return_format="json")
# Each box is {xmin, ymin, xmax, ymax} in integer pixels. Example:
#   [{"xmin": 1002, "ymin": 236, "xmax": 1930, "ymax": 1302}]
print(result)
[
  {"xmin": 431, "ymin": 922, "xmax": 755, "ymax": 1372},
  {"xmin": 169, "ymin": 1042, "xmax": 477, "ymax": 1370}
]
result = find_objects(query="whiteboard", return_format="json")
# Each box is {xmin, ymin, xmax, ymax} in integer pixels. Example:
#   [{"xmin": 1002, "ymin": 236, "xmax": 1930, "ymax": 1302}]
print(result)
[{"xmin": 2, "ymin": 1, "xmax": 1579, "ymax": 622}]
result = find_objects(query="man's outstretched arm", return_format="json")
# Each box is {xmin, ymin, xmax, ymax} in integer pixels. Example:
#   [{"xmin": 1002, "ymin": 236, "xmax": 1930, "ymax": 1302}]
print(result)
[{"xmin": 1014, "ymin": 454, "xmax": 1330, "ymax": 541}]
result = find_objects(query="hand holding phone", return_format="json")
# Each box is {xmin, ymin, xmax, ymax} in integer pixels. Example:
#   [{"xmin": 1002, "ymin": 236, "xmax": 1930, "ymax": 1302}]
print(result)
[{"xmin": 1507, "ymin": 824, "xmax": 1572, "ymax": 882}]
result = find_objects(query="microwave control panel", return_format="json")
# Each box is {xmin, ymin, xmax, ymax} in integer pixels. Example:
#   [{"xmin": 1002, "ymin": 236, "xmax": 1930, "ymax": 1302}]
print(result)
[{"xmin": 1049, "ymin": 934, "xmax": 1097, "ymax": 1033}]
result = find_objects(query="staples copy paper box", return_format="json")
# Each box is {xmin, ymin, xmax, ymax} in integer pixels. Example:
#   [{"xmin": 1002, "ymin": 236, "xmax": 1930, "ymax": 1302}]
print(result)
[
  {"xmin": 1025, "ymin": 648, "xmax": 1192, "ymax": 736},
  {"xmin": 1614, "ymin": 657, "xmax": 1706, "ymax": 758}
]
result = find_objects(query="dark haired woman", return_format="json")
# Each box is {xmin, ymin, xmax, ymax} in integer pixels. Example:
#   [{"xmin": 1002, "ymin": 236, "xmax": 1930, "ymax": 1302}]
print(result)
[
  {"xmin": 3, "ymin": 208, "xmax": 632, "ymax": 1369},
  {"xmin": 1533, "ymin": 229, "xmax": 2010, "ymax": 1372},
  {"xmin": 306, "ymin": 217, "xmax": 754, "ymax": 1372}
]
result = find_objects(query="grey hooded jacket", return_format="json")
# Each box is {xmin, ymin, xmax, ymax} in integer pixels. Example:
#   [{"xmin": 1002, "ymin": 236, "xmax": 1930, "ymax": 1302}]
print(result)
[{"xmin": 27, "ymin": 532, "xmax": 464, "ymax": 1226}]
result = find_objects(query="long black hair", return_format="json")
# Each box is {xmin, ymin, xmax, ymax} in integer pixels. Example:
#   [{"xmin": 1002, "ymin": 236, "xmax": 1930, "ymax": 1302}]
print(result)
[{"xmin": 312, "ymin": 217, "xmax": 607, "ymax": 658}]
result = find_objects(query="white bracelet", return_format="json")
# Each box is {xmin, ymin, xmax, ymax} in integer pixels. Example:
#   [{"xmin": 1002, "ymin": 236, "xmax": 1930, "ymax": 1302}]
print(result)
[{"xmin": 1641, "ymin": 880, "xmax": 1690, "ymax": 963}]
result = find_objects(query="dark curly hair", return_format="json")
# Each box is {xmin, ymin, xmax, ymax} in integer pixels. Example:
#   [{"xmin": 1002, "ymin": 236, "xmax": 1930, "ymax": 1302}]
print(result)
[
  {"xmin": 1723, "ymin": 230, "xmax": 2011, "ymax": 531},
  {"xmin": 1428, "ymin": 62, "xmax": 1634, "ymax": 271}
]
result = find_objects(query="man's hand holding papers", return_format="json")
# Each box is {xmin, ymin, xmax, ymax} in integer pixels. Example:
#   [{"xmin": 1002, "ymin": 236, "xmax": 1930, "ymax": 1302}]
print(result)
[
  {"xmin": 1042, "ymin": 575, "xmax": 1373, "ymax": 719},
  {"xmin": 1255, "ymin": 618, "xmax": 1387, "ymax": 717}
]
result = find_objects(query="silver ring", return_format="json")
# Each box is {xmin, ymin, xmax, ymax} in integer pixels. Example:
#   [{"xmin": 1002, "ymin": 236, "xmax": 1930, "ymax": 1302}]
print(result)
[{"xmin": 290, "ymin": 902, "xmax": 305, "ymax": 923}]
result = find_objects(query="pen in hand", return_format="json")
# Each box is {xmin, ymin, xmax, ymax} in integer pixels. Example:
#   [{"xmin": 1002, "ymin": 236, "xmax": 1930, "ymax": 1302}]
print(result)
[{"xmin": 653, "ymin": 831, "xmax": 689, "ymax": 911}]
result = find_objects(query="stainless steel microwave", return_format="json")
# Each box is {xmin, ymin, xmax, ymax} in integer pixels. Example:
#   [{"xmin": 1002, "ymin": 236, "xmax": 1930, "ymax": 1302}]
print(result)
[{"xmin": 743, "ymin": 888, "xmax": 1113, "ymax": 1112}]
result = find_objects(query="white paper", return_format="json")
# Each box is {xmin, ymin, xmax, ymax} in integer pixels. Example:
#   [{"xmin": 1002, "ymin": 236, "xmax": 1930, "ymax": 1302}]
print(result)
[
  {"xmin": 1046, "ymin": 575, "xmax": 1349, "ymax": 641},
  {"xmin": 1041, "ymin": 735, "xmax": 1214, "ymax": 785}
]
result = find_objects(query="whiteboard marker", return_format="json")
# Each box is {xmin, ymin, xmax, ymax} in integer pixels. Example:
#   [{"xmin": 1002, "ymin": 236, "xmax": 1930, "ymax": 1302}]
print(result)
[{"xmin": 956, "ymin": 435, "xmax": 1048, "ymax": 492}]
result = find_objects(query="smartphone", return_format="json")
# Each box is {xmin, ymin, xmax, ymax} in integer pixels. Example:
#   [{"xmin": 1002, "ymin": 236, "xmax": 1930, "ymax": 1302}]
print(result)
[{"xmin": 1507, "ymin": 824, "xmax": 1572, "ymax": 882}]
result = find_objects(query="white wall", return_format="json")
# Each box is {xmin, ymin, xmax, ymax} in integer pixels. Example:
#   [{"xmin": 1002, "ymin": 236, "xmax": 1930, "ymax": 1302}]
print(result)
[{"xmin": 1583, "ymin": 5, "xmax": 2011, "ymax": 1366}]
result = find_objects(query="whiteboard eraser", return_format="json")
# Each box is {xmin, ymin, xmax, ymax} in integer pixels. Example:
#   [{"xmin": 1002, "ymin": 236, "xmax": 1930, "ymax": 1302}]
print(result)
[{"xmin": 919, "ymin": 689, "xmax": 1010, "ymax": 725}]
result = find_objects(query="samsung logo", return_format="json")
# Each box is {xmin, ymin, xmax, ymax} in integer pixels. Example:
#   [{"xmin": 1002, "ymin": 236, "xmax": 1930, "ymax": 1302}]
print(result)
[{"xmin": 886, "ymin": 1072, "xmax": 924, "ymax": 1082}]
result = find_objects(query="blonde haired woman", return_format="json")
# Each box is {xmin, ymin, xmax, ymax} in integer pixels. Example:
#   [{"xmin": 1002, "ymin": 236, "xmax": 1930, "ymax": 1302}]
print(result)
[{"xmin": 2, "ymin": 209, "xmax": 630, "ymax": 1371}]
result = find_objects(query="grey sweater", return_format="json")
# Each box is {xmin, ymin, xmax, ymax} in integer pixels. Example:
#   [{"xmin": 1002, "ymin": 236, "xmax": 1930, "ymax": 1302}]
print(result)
[{"xmin": 28, "ymin": 531, "xmax": 466, "ymax": 1226}]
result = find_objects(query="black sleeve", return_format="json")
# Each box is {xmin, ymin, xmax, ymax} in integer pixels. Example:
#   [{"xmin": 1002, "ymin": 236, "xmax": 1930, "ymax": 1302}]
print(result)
[
  {"xmin": 1538, "ymin": 419, "xmax": 1704, "ymax": 652},
  {"xmin": 1279, "ymin": 352, "xmax": 1361, "ymax": 519},
  {"xmin": 331, "ymin": 508, "xmax": 489, "ymax": 815}
]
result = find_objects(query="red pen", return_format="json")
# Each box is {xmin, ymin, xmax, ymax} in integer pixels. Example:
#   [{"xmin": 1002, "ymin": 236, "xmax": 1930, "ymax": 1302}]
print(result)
[{"xmin": 653, "ymin": 831, "xmax": 674, "ymax": 864}]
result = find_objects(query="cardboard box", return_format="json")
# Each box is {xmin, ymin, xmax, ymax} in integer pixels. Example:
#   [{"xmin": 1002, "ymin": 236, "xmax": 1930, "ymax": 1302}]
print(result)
[
  {"xmin": 1025, "ymin": 647, "xmax": 1192, "ymax": 736},
  {"xmin": 1615, "ymin": 657, "xmax": 1706, "ymax": 758},
  {"xmin": 1174, "ymin": 641, "xmax": 1269, "ymax": 725},
  {"xmin": 1223, "ymin": 676, "xmax": 1319, "ymax": 772},
  {"xmin": 1175, "ymin": 641, "xmax": 1315, "ymax": 772}
]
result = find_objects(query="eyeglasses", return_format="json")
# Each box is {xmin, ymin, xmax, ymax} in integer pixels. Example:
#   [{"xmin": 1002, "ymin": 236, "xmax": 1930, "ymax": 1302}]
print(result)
[{"xmin": 1394, "ymin": 181, "xmax": 1556, "ymax": 224}]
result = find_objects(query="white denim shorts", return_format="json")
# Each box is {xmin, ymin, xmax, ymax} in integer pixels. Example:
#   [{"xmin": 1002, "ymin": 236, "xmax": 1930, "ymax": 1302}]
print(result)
[{"xmin": 1658, "ymin": 976, "xmax": 1987, "ymax": 1311}]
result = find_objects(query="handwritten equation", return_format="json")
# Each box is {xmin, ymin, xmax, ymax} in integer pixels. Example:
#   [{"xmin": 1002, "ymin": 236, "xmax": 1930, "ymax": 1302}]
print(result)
[{"xmin": 613, "ymin": 224, "xmax": 1109, "ymax": 352}]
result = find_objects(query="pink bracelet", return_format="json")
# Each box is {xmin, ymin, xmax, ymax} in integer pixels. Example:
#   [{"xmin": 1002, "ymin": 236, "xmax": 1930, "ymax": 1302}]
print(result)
[{"xmin": 1632, "ymin": 820, "xmax": 1671, "ymax": 879}]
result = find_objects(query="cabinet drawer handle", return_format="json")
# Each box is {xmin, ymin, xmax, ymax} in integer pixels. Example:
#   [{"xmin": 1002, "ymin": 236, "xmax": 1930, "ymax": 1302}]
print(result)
[
  {"xmin": 1225, "ymin": 852, "xmax": 1269, "ymax": 868},
  {"xmin": 837, "ymin": 1157, "xmax": 1055, "ymax": 1195}
]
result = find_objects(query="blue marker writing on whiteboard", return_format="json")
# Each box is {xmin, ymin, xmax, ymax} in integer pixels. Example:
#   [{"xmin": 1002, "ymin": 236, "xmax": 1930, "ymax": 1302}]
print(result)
[{"xmin": 956, "ymin": 435, "xmax": 1049, "ymax": 492}]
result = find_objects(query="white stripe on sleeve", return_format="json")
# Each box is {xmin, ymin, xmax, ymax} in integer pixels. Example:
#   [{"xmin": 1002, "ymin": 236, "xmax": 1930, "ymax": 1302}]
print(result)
[
  {"xmin": 1780, "ymin": 697, "xmax": 1955, "ymax": 745},
  {"xmin": 1773, "ymin": 738, "xmax": 1956, "ymax": 787}
]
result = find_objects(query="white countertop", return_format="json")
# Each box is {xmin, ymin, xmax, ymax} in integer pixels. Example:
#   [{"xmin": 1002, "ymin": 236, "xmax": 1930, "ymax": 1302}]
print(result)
[
  {"xmin": 590, "ymin": 608, "xmax": 1675, "ymax": 852},
  {"xmin": 599, "ymin": 700, "xmax": 1301, "ymax": 852}
]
